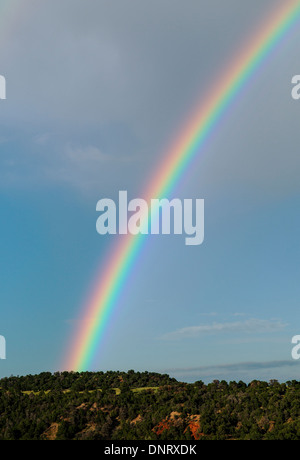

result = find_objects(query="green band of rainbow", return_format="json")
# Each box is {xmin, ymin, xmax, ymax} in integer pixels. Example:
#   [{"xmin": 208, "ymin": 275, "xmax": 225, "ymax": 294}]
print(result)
[{"xmin": 63, "ymin": 1, "xmax": 300, "ymax": 372}]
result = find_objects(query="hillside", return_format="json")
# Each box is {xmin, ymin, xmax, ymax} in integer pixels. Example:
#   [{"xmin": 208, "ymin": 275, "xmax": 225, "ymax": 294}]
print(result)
[{"xmin": 0, "ymin": 371, "xmax": 299, "ymax": 440}]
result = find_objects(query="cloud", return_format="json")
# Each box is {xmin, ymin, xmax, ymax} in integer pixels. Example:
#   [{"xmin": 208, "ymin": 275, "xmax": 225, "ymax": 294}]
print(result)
[
  {"xmin": 161, "ymin": 318, "xmax": 287, "ymax": 340},
  {"xmin": 0, "ymin": 134, "xmax": 141, "ymax": 193},
  {"xmin": 33, "ymin": 133, "xmax": 51, "ymax": 146},
  {"xmin": 65, "ymin": 143, "xmax": 137, "ymax": 165},
  {"xmin": 65, "ymin": 144, "xmax": 111, "ymax": 164},
  {"xmin": 1, "ymin": 0, "xmax": 299, "ymax": 199},
  {"xmin": 163, "ymin": 359, "xmax": 299, "ymax": 378},
  {"xmin": 50, "ymin": 143, "xmax": 140, "ymax": 192}
]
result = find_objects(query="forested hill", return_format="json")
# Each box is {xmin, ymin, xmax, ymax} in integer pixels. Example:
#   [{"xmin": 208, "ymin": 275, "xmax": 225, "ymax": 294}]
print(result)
[
  {"xmin": 0, "ymin": 370, "xmax": 299, "ymax": 440},
  {"xmin": 0, "ymin": 370, "xmax": 176, "ymax": 392}
]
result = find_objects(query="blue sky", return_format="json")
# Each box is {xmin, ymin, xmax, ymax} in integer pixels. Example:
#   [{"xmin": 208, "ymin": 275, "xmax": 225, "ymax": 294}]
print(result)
[{"xmin": 0, "ymin": 0, "xmax": 299, "ymax": 383}]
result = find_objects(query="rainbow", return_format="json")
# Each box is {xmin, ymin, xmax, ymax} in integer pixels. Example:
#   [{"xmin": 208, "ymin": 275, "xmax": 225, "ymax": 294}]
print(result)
[{"xmin": 63, "ymin": 1, "xmax": 300, "ymax": 372}]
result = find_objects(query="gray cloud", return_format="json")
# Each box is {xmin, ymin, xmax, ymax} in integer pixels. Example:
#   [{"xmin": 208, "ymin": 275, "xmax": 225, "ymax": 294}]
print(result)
[
  {"xmin": 165, "ymin": 359, "xmax": 299, "ymax": 376},
  {"xmin": 0, "ymin": 0, "xmax": 299, "ymax": 199},
  {"xmin": 3, "ymin": 0, "xmax": 268, "ymax": 132},
  {"xmin": 161, "ymin": 318, "xmax": 287, "ymax": 340}
]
